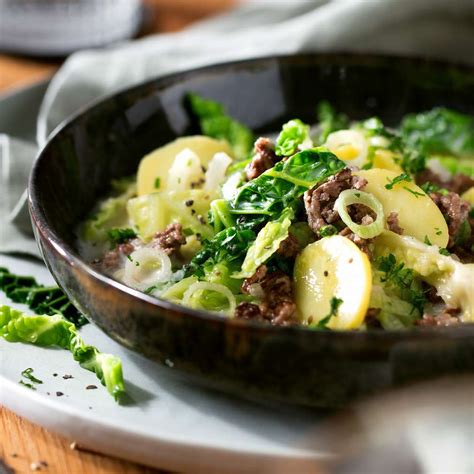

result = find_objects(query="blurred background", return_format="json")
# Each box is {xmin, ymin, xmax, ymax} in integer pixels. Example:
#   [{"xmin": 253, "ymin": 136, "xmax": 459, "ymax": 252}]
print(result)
[{"xmin": 0, "ymin": 0, "xmax": 236, "ymax": 93}]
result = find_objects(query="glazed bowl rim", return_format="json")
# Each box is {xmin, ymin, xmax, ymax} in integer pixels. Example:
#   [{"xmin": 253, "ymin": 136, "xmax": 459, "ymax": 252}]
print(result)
[{"xmin": 28, "ymin": 52, "xmax": 474, "ymax": 339}]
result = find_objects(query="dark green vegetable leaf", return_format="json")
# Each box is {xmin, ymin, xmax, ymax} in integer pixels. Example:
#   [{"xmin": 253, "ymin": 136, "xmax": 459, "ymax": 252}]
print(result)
[
  {"xmin": 275, "ymin": 119, "xmax": 310, "ymax": 156},
  {"xmin": 0, "ymin": 306, "xmax": 125, "ymax": 401},
  {"xmin": 232, "ymin": 148, "xmax": 345, "ymax": 216},
  {"xmin": 400, "ymin": 107, "xmax": 474, "ymax": 157},
  {"xmin": 187, "ymin": 93, "xmax": 254, "ymax": 160},
  {"xmin": 0, "ymin": 267, "xmax": 87, "ymax": 327}
]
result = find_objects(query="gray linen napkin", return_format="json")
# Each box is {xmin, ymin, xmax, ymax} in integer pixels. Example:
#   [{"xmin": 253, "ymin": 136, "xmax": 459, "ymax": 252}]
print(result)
[{"xmin": 2, "ymin": 0, "xmax": 474, "ymax": 257}]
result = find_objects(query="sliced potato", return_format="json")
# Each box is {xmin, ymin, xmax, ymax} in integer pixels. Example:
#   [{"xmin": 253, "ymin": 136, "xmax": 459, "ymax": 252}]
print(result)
[
  {"xmin": 294, "ymin": 236, "xmax": 372, "ymax": 330},
  {"xmin": 372, "ymin": 149, "xmax": 403, "ymax": 173},
  {"xmin": 355, "ymin": 169, "xmax": 449, "ymax": 247},
  {"xmin": 137, "ymin": 136, "xmax": 233, "ymax": 195},
  {"xmin": 127, "ymin": 189, "xmax": 214, "ymax": 242}
]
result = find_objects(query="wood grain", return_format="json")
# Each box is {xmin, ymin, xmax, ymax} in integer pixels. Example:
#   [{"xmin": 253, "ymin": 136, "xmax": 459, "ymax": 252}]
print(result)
[
  {"xmin": 0, "ymin": 0, "xmax": 236, "ymax": 94},
  {"xmin": 0, "ymin": 1, "xmax": 236, "ymax": 472},
  {"xmin": 0, "ymin": 407, "xmax": 162, "ymax": 473}
]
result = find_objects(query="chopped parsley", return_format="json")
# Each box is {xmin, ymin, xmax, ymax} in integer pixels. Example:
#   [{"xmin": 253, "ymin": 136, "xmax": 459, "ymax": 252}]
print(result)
[
  {"xmin": 315, "ymin": 297, "xmax": 343, "ymax": 329},
  {"xmin": 19, "ymin": 380, "xmax": 36, "ymax": 390},
  {"xmin": 403, "ymin": 187, "xmax": 425, "ymax": 198},
  {"xmin": 154, "ymin": 177, "xmax": 161, "ymax": 189},
  {"xmin": 398, "ymin": 149, "xmax": 426, "ymax": 175},
  {"xmin": 420, "ymin": 181, "xmax": 449, "ymax": 195},
  {"xmin": 385, "ymin": 172, "xmax": 411, "ymax": 190},
  {"xmin": 439, "ymin": 248, "xmax": 450, "ymax": 256},
  {"xmin": 318, "ymin": 225, "xmax": 338, "ymax": 238},
  {"xmin": 107, "ymin": 228, "xmax": 137, "ymax": 248},
  {"xmin": 435, "ymin": 227, "xmax": 442, "ymax": 236},
  {"xmin": 376, "ymin": 253, "xmax": 425, "ymax": 315},
  {"xmin": 424, "ymin": 235, "xmax": 432, "ymax": 246},
  {"xmin": 19, "ymin": 368, "xmax": 43, "ymax": 390}
]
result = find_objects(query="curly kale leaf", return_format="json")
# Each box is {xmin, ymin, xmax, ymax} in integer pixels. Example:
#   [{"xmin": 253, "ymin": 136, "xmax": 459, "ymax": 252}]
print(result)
[
  {"xmin": 231, "ymin": 147, "xmax": 345, "ymax": 216},
  {"xmin": 400, "ymin": 107, "xmax": 474, "ymax": 158},
  {"xmin": 0, "ymin": 305, "xmax": 125, "ymax": 401},
  {"xmin": 317, "ymin": 101, "xmax": 350, "ymax": 144},
  {"xmin": 187, "ymin": 93, "xmax": 254, "ymax": 160},
  {"xmin": 275, "ymin": 119, "xmax": 311, "ymax": 156},
  {"xmin": 0, "ymin": 267, "xmax": 87, "ymax": 327},
  {"xmin": 189, "ymin": 227, "xmax": 256, "ymax": 276}
]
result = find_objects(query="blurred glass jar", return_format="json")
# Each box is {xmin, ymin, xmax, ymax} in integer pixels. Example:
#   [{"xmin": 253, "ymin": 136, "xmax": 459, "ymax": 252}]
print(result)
[{"xmin": 0, "ymin": 0, "xmax": 142, "ymax": 56}]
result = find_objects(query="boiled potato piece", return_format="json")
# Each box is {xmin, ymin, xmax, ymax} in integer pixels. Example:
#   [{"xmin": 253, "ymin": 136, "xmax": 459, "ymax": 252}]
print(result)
[
  {"xmin": 294, "ymin": 236, "xmax": 372, "ymax": 330},
  {"xmin": 127, "ymin": 189, "xmax": 214, "ymax": 242},
  {"xmin": 355, "ymin": 169, "xmax": 449, "ymax": 247},
  {"xmin": 461, "ymin": 186, "xmax": 474, "ymax": 205},
  {"xmin": 372, "ymin": 149, "xmax": 403, "ymax": 173},
  {"xmin": 137, "ymin": 136, "xmax": 233, "ymax": 195}
]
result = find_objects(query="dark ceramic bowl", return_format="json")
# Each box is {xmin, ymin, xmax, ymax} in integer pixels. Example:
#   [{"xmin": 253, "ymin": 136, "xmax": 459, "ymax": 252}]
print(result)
[{"xmin": 29, "ymin": 54, "xmax": 474, "ymax": 408}]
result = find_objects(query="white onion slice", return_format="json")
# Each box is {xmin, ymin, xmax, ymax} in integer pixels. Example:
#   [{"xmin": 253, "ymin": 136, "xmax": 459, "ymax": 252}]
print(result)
[
  {"xmin": 221, "ymin": 171, "xmax": 244, "ymax": 200},
  {"xmin": 182, "ymin": 282, "xmax": 236, "ymax": 315},
  {"xmin": 325, "ymin": 129, "xmax": 368, "ymax": 168},
  {"xmin": 204, "ymin": 152, "xmax": 233, "ymax": 191},
  {"xmin": 123, "ymin": 247, "xmax": 172, "ymax": 291},
  {"xmin": 167, "ymin": 148, "xmax": 204, "ymax": 191}
]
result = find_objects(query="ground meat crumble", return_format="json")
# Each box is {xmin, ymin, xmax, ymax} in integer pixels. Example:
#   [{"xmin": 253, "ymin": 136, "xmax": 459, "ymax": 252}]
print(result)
[
  {"xmin": 430, "ymin": 191, "xmax": 471, "ymax": 248},
  {"xmin": 277, "ymin": 232, "xmax": 300, "ymax": 258},
  {"xmin": 417, "ymin": 307, "xmax": 461, "ymax": 327},
  {"xmin": 149, "ymin": 223, "xmax": 186, "ymax": 255},
  {"xmin": 386, "ymin": 211, "xmax": 404, "ymax": 235},
  {"xmin": 235, "ymin": 265, "xmax": 297, "ymax": 325},
  {"xmin": 246, "ymin": 137, "xmax": 281, "ymax": 180},
  {"xmin": 304, "ymin": 169, "xmax": 365, "ymax": 232},
  {"xmin": 93, "ymin": 223, "xmax": 186, "ymax": 276},
  {"xmin": 416, "ymin": 168, "xmax": 474, "ymax": 195},
  {"xmin": 304, "ymin": 168, "xmax": 376, "ymax": 255}
]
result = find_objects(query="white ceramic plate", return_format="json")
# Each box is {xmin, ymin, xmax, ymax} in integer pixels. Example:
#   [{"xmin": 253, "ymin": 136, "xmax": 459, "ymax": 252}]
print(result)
[{"xmin": 0, "ymin": 254, "xmax": 332, "ymax": 472}]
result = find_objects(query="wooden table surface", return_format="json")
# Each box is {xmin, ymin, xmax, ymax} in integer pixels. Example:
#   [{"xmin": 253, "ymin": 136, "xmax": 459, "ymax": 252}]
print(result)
[{"xmin": 0, "ymin": 1, "xmax": 235, "ymax": 473}]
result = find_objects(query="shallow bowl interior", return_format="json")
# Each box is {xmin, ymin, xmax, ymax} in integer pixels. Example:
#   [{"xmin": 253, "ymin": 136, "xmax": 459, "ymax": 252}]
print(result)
[{"xmin": 29, "ymin": 54, "xmax": 474, "ymax": 407}]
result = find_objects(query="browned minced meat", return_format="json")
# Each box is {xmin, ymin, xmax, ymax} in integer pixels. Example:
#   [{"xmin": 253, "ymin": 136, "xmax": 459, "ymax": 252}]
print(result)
[
  {"xmin": 416, "ymin": 169, "xmax": 474, "ymax": 195},
  {"xmin": 365, "ymin": 308, "xmax": 382, "ymax": 328},
  {"xmin": 149, "ymin": 223, "xmax": 186, "ymax": 255},
  {"xmin": 246, "ymin": 137, "xmax": 280, "ymax": 180},
  {"xmin": 417, "ymin": 307, "xmax": 461, "ymax": 327},
  {"xmin": 339, "ymin": 227, "xmax": 373, "ymax": 257},
  {"xmin": 236, "ymin": 265, "xmax": 297, "ymax": 326},
  {"xmin": 277, "ymin": 232, "xmax": 300, "ymax": 258},
  {"xmin": 234, "ymin": 302, "xmax": 265, "ymax": 322},
  {"xmin": 386, "ymin": 211, "xmax": 404, "ymax": 235},
  {"xmin": 304, "ymin": 168, "xmax": 368, "ymax": 233},
  {"xmin": 430, "ymin": 191, "xmax": 470, "ymax": 248},
  {"xmin": 95, "ymin": 240, "xmax": 138, "ymax": 275}
]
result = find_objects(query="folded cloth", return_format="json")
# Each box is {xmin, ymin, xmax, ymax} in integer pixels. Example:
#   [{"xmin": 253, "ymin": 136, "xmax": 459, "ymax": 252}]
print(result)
[{"xmin": 2, "ymin": 0, "xmax": 474, "ymax": 257}]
